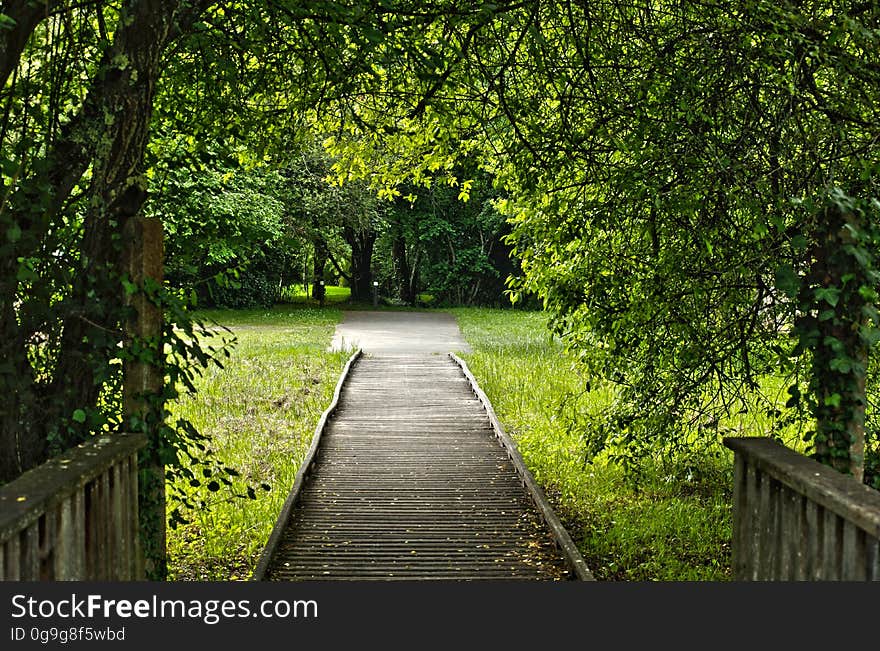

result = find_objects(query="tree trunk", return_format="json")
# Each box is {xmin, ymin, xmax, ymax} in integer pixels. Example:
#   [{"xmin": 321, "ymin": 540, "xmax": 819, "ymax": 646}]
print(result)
[
  {"xmin": 344, "ymin": 226, "xmax": 376, "ymax": 302},
  {"xmin": 0, "ymin": 0, "xmax": 63, "ymax": 89},
  {"xmin": 312, "ymin": 236, "xmax": 328, "ymax": 304},
  {"xmin": 0, "ymin": 299, "xmax": 43, "ymax": 483},
  {"xmin": 1, "ymin": 0, "xmax": 194, "ymax": 484},
  {"xmin": 803, "ymin": 203, "xmax": 868, "ymax": 481},
  {"xmin": 49, "ymin": 0, "xmax": 184, "ymax": 579},
  {"xmin": 391, "ymin": 231, "xmax": 415, "ymax": 304}
]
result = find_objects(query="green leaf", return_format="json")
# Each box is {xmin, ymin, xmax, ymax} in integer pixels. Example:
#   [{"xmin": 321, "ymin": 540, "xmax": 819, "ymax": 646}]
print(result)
[
  {"xmin": 122, "ymin": 279, "xmax": 138, "ymax": 295},
  {"xmin": 774, "ymin": 264, "xmax": 800, "ymax": 299},
  {"xmin": 0, "ymin": 156, "xmax": 17, "ymax": 176},
  {"xmin": 824, "ymin": 393, "xmax": 842, "ymax": 408},
  {"xmin": 72, "ymin": 409, "xmax": 87, "ymax": 423},
  {"xmin": 814, "ymin": 287, "xmax": 840, "ymax": 307},
  {"xmin": 6, "ymin": 224, "xmax": 21, "ymax": 243},
  {"xmin": 858, "ymin": 285, "xmax": 877, "ymax": 302}
]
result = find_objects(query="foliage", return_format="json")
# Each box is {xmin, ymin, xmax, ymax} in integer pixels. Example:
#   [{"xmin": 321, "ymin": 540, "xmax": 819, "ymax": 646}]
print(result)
[
  {"xmin": 375, "ymin": 169, "xmax": 514, "ymax": 306},
  {"xmin": 0, "ymin": 0, "xmax": 202, "ymax": 488},
  {"xmin": 323, "ymin": 0, "xmax": 880, "ymax": 480},
  {"xmin": 489, "ymin": 1, "xmax": 880, "ymax": 478},
  {"xmin": 4, "ymin": 0, "xmax": 879, "ymax": 588},
  {"xmin": 147, "ymin": 163, "xmax": 298, "ymax": 308}
]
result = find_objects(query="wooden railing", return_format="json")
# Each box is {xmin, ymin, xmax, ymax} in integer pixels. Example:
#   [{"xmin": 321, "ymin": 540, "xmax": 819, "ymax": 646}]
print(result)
[
  {"xmin": 724, "ymin": 437, "xmax": 880, "ymax": 581},
  {"xmin": 0, "ymin": 433, "xmax": 146, "ymax": 580}
]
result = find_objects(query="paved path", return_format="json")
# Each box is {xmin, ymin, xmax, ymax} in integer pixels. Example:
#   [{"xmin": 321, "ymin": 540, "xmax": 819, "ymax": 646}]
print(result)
[{"xmin": 329, "ymin": 311, "xmax": 471, "ymax": 354}]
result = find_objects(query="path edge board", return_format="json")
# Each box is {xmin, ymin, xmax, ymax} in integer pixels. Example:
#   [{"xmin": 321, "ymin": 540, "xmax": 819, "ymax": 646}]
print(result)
[
  {"xmin": 448, "ymin": 353, "xmax": 596, "ymax": 581},
  {"xmin": 251, "ymin": 349, "xmax": 363, "ymax": 581}
]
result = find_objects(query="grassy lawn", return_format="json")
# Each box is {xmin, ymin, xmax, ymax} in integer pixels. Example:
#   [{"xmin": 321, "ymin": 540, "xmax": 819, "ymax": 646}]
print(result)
[
  {"xmin": 279, "ymin": 284, "xmax": 352, "ymax": 304},
  {"xmin": 166, "ymin": 305, "xmax": 349, "ymax": 580},
  {"xmin": 448, "ymin": 307, "xmax": 735, "ymax": 581}
]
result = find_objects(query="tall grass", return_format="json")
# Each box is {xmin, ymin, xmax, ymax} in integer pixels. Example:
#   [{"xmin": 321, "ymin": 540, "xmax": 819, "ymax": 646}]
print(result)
[
  {"xmin": 166, "ymin": 306, "xmax": 348, "ymax": 580},
  {"xmin": 448, "ymin": 307, "xmax": 735, "ymax": 580}
]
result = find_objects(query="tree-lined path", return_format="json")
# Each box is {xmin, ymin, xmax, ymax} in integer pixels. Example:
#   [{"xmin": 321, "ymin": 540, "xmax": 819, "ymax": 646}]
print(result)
[{"xmin": 254, "ymin": 312, "xmax": 590, "ymax": 580}]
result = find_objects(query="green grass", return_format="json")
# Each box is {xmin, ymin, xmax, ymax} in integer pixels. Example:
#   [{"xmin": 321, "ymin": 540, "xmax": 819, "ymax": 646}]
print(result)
[
  {"xmin": 278, "ymin": 284, "xmax": 352, "ymax": 304},
  {"xmin": 166, "ymin": 305, "xmax": 349, "ymax": 580},
  {"xmin": 448, "ymin": 307, "xmax": 734, "ymax": 581},
  {"xmin": 278, "ymin": 283, "xmax": 436, "ymax": 309}
]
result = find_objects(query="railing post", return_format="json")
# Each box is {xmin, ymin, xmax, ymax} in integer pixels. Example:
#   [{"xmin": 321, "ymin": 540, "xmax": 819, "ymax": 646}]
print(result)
[{"xmin": 123, "ymin": 215, "xmax": 165, "ymax": 580}]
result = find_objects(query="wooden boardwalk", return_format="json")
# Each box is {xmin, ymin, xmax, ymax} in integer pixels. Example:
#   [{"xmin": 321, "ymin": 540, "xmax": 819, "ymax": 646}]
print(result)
[{"xmin": 253, "ymin": 352, "xmax": 592, "ymax": 581}]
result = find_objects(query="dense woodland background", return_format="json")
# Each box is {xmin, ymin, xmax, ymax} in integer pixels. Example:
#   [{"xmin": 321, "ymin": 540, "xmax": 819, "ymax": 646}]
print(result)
[{"xmin": 1, "ymin": 1, "xmax": 879, "ymax": 578}]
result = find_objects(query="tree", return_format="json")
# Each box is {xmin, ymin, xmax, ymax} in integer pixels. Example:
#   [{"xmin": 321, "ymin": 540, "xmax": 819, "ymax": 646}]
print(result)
[
  {"xmin": 376, "ymin": 170, "xmax": 513, "ymax": 306},
  {"xmin": 321, "ymin": 0, "xmax": 880, "ymax": 482},
  {"xmin": 149, "ymin": 161, "xmax": 297, "ymax": 308},
  {"xmin": 278, "ymin": 142, "xmax": 380, "ymax": 302},
  {"xmin": 2, "ymin": 0, "xmax": 516, "ymax": 479}
]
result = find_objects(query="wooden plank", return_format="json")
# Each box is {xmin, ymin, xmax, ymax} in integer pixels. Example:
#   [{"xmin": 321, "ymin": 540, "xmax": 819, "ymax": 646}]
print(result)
[
  {"xmin": 757, "ymin": 471, "xmax": 775, "ymax": 578},
  {"xmin": 822, "ymin": 509, "xmax": 841, "ymax": 580},
  {"xmin": 790, "ymin": 490, "xmax": 808, "ymax": 580},
  {"xmin": 867, "ymin": 538, "xmax": 879, "ymax": 581},
  {"xmin": 129, "ymin": 454, "xmax": 143, "ymax": 579},
  {"xmin": 841, "ymin": 521, "xmax": 866, "ymax": 580},
  {"xmin": 744, "ymin": 461, "xmax": 761, "ymax": 580},
  {"xmin": 100, "ymin": 471, "xmax": 111, "ymax": 580},
  {"xmin": 85, "ymin": 480, "xmax": 97, "ymax": 579},
  {"xmin": 20, "ymin": 523, "xmax": 39, "ymax": 580},
  {"xmin": 40, "ymin": 507, "xmax": 57, "ymax": 580},
  {"xmin": 731, "ymin": 451, "xmax": 747, "ymax": 579},
  {"xmin": 111, "ymin": 463, "xmax": 125, "ymax": 579},
  {"xmin": 805, "ymin": 500, "xmax": 822, "ymax": 580},
  {"xmin": 56, "ymin": 496, "xmax": 75, "ymax": 580},
  {"xmin": 779, "ymin": 485, "xmax": 797, "ymax": 580},
  {"xmin": 4, "ymin": 535, "xmax": 20, "ymax": 580}
]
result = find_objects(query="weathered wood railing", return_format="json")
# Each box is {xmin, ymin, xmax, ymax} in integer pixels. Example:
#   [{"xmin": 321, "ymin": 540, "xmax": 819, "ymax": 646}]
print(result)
[
  {"xmin": 724, "ymin": 437, "xmax": 880, "ymax": 580},
  {"xmin": 0, "ymin": 433, "xmax": 146, "ymax": 580}
]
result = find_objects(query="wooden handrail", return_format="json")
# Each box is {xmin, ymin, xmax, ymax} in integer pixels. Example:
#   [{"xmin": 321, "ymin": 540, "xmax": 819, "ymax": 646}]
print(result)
[
  {"xmin": 0, "ymin": 432, "xmax": 146, "ymax": 580},
  {"xmin": 724, "ymin": 436, "xmax": 880, "ymax": 580}
]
